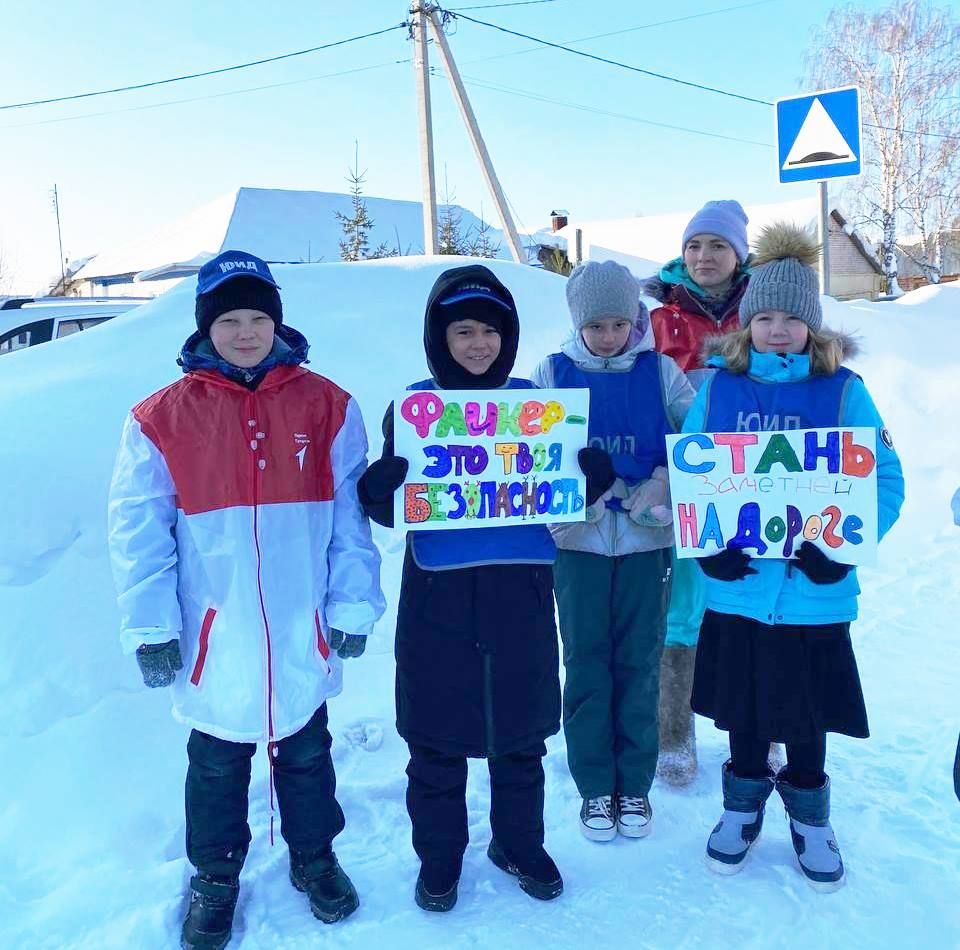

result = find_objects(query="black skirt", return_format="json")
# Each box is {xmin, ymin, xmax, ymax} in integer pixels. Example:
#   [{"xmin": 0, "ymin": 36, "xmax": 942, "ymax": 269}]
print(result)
[{"xmin": 691, "ymin": 609, "xmax": 869, "ymax": 743}]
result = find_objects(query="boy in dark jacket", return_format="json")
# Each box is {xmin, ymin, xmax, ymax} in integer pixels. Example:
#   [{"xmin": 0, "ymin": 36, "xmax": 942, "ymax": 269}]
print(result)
[{"xmin": 357, "ymin": 264, "xmax": 612, "ymax": 912}]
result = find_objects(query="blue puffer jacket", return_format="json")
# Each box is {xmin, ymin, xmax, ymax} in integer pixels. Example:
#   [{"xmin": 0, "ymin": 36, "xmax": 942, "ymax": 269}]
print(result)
[{"xmin": 682, "ymin": 344, "xmax": 905, "ymax": 626}]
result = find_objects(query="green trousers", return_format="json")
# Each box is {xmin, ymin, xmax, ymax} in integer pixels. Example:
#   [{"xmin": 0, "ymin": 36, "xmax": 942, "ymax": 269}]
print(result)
[
  {"xmin": 665, "ymin": 550, "xmax": 706, "ymax": 648},
  {"xmin": 553, "ymin": 548, "xmax": 671, "ymax": 798}
]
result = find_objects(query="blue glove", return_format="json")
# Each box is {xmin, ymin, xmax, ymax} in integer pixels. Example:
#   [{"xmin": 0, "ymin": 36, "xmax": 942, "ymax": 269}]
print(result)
[
  {"xmin": 954, "ymin": 733, "xmax": 959, "ymax": 803},
  {"xmin": 328, "ymin": 629, "xmax": 367, "ymax": 660},
  {"xmin": 135, "ymin": 639, "xmax": 183, "ymax": 687}
]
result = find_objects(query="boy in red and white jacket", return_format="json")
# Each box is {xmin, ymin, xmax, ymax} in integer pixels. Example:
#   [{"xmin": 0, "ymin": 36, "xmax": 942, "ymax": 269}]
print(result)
[{"xmin": 108, "ymin": 250, "xmax": 384, "ymax": 949}]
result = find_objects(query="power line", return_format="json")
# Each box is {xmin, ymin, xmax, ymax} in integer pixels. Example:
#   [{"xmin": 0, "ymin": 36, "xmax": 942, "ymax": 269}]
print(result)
[
  {"xmin": 461, "ymin": 74, "xmax": 773, "ymax": 147},
  {"xmin": 450, "ymin": 0, "xmax": 563, "ymax": 8},
  {"xmin": 452, "ymin": 11, "xmax": 960, "ymax": 142},
  {"xmin": 1, "ymin": 61, "xmax": 407, "ymax": 129},
  {"xmin": 0, "ymin": 24, "xmax": 407, "ymax": 112},
  {"xmin": 458, "ymin": 1, "xmax": 785, "ymax": 66},
  {"xmin": 450, "ymin": 10, "xmax": 774, "ymax": 106}
]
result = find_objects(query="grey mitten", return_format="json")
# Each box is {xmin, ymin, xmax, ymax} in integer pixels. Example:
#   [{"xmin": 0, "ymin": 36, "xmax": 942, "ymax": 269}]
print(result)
[
  {"xmin": 329, "ymin": 628, "xmax": 367, "ymax": 660},
  {"xmin": 135, "ymin": 639, "xmax": 183, "ymax": 688}
]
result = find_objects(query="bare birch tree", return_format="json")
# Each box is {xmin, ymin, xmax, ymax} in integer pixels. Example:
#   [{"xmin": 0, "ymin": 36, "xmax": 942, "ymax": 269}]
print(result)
[{"xmin": 806, "ymin": 1, "xmax": 960, "ymax": 292}]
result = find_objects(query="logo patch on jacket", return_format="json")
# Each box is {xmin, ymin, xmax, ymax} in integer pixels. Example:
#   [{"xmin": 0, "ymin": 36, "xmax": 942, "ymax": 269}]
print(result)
[
  {"xmin": 880, "ymin": 427, "xmax": 893, "ymax": 449},
  {"xmin": 294, "ymin": 433, "xmax": 310, "ymax": 471}
]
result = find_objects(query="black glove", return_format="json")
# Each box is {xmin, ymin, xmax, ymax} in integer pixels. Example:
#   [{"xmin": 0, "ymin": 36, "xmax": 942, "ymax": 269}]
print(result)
[
  {"xmin": 697, "ymin": 548, "xmax": 758, "ymax": 582},
  {"xmin": 329, "ymin": 628, "xmax": 367, "ymax": 660},
  {"xmin": 578, "ymin": 447, "xmax": 616, "ymax": 506},
  {"xmin": 359, "ymin": 457, "xmax": 409, "ymax": 501},
  {"xmin": 794, "ymin": 541, "xmax": 852, "ymax": 585},
  {"xmin": 358, "ymin": 457, "xmax": 409, "ymax": 528},
  {"xmin": 136, "ymin": 639, "xmax": 183, "ymax": 687}
]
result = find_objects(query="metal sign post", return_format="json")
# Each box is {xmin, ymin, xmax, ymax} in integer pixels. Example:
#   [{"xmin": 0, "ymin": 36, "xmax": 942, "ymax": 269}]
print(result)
[{"xmin": 775, "ymin": 86, "xmax": 862, "ymax": 296}]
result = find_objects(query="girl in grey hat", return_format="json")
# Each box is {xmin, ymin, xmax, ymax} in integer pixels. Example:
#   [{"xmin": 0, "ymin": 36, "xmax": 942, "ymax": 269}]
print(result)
[
  {"xmin": 681, "ymin": 222, "xmax": 905, "ymax": 890},
  {"xmin": 532, "ymin": 260, "xmax": 694, "ymax": 842}
]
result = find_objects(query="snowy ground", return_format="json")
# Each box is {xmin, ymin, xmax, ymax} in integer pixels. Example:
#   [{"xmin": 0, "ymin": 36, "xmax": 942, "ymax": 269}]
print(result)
[{"xmin": 2, "ymin": 260, "xmax": 958, "ymax": 949}]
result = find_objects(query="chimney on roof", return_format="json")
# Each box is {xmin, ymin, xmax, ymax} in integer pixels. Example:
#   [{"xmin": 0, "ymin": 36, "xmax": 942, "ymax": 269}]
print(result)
[{"xmin": 550, "ymin": 209, "xmax": 569, "ymax": 232}]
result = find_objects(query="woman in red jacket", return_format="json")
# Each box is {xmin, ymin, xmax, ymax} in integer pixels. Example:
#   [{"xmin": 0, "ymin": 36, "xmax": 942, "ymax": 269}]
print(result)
[{"xmin": 642, "ymin": 200, "xmax": 752, "ymax": 787}]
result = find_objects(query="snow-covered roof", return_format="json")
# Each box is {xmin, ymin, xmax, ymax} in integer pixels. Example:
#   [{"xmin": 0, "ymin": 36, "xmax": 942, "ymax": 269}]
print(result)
[{"xmin": 72, "ymin": 187, "xmax": 528, "ymax": 283}]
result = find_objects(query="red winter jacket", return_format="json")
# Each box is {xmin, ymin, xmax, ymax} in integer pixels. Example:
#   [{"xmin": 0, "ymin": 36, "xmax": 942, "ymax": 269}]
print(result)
[
  {"xmin": 108, "ymin": 356, "xmax": 384, "ymax": 742},
  {"xmin": 647, "ymin": 278, "xmax": 747, "ymax": 388}
]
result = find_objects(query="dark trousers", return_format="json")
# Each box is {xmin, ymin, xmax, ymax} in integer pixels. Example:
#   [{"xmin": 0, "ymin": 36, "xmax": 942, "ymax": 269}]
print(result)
[
  {"xmin": 405, "ymin": 742, "xmax": 546, "ymax": 874},
  {"xmin": 729, "ymin": 730, "xmax": 827, "ymax": 789},
  {"xmin": 554, "ymin": 549, "xmax": 670, "ymax": 797},
  {"xmin": 185, "ymin": 705, "xmax": 345, "ymax": 878}
]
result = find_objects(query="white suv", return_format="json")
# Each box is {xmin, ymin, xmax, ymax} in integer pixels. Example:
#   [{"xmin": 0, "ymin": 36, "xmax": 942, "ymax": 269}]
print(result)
[{"xmin": 0, "ymin": 296, "xmax": 150, "ymax": 354}]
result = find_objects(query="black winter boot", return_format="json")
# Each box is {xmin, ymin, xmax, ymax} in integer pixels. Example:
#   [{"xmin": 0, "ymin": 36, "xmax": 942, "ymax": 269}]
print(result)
[
  {"xmin": 487, "ymin": 839, "xmax": 563, "ymax": 901},
  {"xmin": 289, "ymin": 848, "xmax": 359, "ymax": 923},
  {"xmin": 776, "ymin": 773, "xmax": 845, "ymax": 892},
  {"xmin": 656, "ymin": 645, "xmax": 698, "ymax": 787},
  {"xmin": 705, "ymin": 762, "xmax": 775, "ymax": 875},
  {"xmin": 180, "ymin": 873, "xmax": 239, "ymax": 950},
  {"xmin": 414, "ymin": 864, "xmax": 460, "ymax": 912}
]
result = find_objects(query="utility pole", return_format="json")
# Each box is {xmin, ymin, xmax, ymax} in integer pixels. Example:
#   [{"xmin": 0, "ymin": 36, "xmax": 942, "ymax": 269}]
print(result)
[
  {"xmin": 818, "ymin": 181, "xmax": 831, "ymax": 297},
  {"xmin": 426, "ymin": 9, "xmax": 525, "ymax": 263},
  {"xmin": 410, "ymin": 4, "xmax": 438, "ymax": 255},
  {"xmin": 50, "ymin": 184, "xmax": 66, "ymax": 294}
]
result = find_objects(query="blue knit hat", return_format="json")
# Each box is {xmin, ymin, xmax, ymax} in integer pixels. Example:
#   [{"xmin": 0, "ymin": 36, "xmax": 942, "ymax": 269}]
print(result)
[{"xmin": 682, "ymin": 200, "xmax": 749, "ymax": 263}]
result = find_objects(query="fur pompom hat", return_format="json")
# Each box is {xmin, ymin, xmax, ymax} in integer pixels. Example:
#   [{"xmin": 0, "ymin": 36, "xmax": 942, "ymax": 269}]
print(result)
[{"xmin": 739, "ymin": 223, "xmax": 822, "ymax": 331}]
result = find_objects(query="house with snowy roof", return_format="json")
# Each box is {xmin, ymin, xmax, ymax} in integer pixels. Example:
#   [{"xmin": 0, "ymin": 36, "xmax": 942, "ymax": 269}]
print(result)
[
  {"xmin": 540, "ymin": 198, "xmax": 883, "ymax": 300},
  {"xmin": 69, "ymin": 187, "xmax": 524, "ymax": 298}
]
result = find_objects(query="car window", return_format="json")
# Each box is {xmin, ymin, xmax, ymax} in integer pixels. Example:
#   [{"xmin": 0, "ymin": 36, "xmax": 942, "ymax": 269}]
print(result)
[
  {"xmin": 0, "ymin": 319, "xmax": 54, "ymax": 353},
  {"xmin": 55, "ymin": 316, "xmax": 110, "ymax": 339}
]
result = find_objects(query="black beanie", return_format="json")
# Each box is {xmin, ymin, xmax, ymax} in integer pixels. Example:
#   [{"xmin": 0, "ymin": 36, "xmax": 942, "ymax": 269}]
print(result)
[{"xmin": 195, "ymin": 276, "xmax": 283, "ymax": 336}]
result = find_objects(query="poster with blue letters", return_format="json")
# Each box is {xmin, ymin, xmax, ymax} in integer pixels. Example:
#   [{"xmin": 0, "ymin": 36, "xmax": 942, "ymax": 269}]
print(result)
[
  {"xmin": 666, "ymin": 427, "xmax": 879, "ymax": 566},
  {"xmin": 394, "ymin": 388, "xmax": 591, "ymax": 530}
]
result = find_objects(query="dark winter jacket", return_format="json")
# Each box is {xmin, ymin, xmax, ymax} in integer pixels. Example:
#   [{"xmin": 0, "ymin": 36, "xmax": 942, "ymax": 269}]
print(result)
[
  {"xmin": 643, "ymin": 258, "xmax": 749, "ymax": 390},
  {"xmin": 359, "ymin": 265, "xmax": 561, "ymax": 757}
]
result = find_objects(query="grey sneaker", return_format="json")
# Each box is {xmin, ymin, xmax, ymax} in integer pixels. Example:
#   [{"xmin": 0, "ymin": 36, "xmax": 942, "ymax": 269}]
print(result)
[
  {"xmin": 705, "ymin": 762, "xmax": 775, "ymax": 875},
  {"xmin": 579, "ymin": 795, "xmax": 616, "ymax": 841},
  {"xmin": 776, "ymin": 774, "xmax": 845, "ymax": 892},
  {"xmin": 616, "ymin": 794, "xmax": 653, "ymax": 838}
]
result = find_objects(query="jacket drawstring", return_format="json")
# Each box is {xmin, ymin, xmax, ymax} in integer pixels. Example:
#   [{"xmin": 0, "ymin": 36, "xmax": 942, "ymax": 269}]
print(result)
[{"xmin": 268, "ymin": 740, "xmax": 279, "ymax": 846}]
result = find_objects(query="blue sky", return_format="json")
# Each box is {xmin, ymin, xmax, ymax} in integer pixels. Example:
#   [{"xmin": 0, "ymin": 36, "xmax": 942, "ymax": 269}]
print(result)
[{"xmin": 0, "ymin": 0, "xmax": 891, "ymax": 290}]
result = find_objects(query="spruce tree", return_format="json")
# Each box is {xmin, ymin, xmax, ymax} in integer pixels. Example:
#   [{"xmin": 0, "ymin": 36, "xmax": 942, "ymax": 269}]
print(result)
[{"xmin": 335, "ymin": 144, "xmax": 393, "ymax": 261}]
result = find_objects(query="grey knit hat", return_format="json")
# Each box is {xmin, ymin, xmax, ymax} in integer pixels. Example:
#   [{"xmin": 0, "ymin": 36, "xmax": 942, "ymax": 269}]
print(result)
[
  {"xmin": 739, "ymin": 223, "xmax": 823, "ymax": 331},
  {"xmin": 565, "ymin": 260, "xmax": 641, "ymax": 330}
]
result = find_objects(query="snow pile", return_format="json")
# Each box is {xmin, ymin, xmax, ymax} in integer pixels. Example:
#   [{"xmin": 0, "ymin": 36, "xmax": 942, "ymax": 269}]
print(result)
[{"xmin": 1, "ymin": 261, "xmax": 958, "ymax": 948}]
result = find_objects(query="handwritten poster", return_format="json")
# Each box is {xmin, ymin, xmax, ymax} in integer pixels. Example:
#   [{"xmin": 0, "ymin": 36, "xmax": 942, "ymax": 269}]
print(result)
[
  {"xmin": 393, "ymin": 388, "xmax": 591, "ymax": 531},
  {"xmin": 666, "ymin": 427, "xmax": 879, "ymax": 566}
]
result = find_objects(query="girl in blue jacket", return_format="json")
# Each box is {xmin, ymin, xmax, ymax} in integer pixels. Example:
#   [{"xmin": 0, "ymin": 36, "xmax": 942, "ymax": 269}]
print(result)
[{"xmin": 684, "ymin": 224, "xmax": 904, "ymax": 891}]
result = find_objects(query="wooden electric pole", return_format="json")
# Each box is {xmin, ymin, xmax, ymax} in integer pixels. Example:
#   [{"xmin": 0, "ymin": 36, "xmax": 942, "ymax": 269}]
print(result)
[
  {"xmin": 426, "ymin": 9, "xmax": 525, "ymax": 263},
  {"xmin": 410, "ymin": 4, "xmax": 438, "ymax": 255}
]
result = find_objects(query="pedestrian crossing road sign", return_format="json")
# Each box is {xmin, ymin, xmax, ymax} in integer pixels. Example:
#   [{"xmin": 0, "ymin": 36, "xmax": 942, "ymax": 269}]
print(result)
[{"xmin": 775, "ymin": 86, "xmax": 861, "ymax": 184}]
